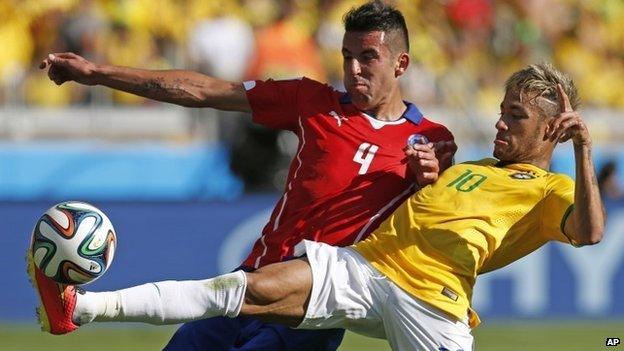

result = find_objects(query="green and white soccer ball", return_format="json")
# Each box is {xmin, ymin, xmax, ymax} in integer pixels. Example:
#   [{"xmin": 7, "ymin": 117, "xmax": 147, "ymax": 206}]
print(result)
[{"xmin": 30, "ymin": 201, "xmax": 117, "ymax": 285}]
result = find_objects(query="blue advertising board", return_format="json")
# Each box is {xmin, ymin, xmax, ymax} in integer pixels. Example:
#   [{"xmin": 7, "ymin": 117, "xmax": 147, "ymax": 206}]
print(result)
[{"xmin": 1, "ymin": 197, "xmax": 623, "ymax": 322}]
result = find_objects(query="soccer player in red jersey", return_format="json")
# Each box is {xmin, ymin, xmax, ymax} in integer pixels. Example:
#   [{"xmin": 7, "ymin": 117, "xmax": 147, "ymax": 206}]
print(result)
[
  {"xmin": 240, "ymin": 76, "xmax": 453, "ymax": 269},
  {"xmin": 35, "ymin": 1, "xmax": 456, "ymax": 350}
]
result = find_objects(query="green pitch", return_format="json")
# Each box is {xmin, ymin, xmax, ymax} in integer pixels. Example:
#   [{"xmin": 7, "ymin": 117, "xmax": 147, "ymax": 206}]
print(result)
[{"xmin": 1, "ymin": 321, "xmax": 622, "ymax": 350}]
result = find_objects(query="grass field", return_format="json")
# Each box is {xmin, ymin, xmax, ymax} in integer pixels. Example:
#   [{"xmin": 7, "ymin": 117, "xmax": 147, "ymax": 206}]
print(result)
[{"xmin": 1, "ymin": 322, "xmax": 622, "ymax": 350}]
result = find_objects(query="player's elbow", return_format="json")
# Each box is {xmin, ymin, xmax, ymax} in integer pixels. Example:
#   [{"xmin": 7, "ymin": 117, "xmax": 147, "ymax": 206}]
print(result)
[
  {"xmin": 586, "ymin": 229, "xmax": 604, "ymax": 245},
  {"xmin": 577, "ymin": 236, "xmax": 602, "ymax": 246},
  {"xmin": 570, "ymin": 210, "xmax": 605, "ymax": 246},
  {"xmin": 576, "ymin": 227, "xmax": 604, "ymax": 246}
]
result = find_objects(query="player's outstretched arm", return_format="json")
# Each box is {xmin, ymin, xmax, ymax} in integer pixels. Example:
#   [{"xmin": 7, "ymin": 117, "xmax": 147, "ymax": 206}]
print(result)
[
  {"xmin": 39, "ymin": 52, "xmax": 251, "ymax": 112},
  {"xmin": 549, "ymin": 84, "xmax": 605, "ymax": 246}
]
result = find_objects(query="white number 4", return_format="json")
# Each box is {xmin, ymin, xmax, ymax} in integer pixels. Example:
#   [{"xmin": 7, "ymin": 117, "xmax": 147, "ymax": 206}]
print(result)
[{"xmin": 353, "ymin": 143, "xmax": 379, "ymax": 174}]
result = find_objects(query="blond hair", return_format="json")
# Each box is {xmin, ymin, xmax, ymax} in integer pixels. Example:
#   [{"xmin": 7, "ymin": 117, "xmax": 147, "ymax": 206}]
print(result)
[{"xmin": 505, "ymin": 63, "xmax": 579, "ymax": 117}]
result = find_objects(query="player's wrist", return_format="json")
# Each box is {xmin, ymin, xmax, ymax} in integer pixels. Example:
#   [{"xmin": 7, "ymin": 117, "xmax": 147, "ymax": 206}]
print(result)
[
  {"xmin": 90, "ymin": 64, "xmax": 115, "ymax": 86},
  {"xmin": 572, "ymin": 139, "xmax": 592, "ymax": 150}
]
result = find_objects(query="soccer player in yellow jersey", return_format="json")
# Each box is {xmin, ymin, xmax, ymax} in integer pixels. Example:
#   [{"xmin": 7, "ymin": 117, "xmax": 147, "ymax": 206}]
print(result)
[{"xmin": 43, "ymin": 63, "xmax": 604, "ymax": 351}]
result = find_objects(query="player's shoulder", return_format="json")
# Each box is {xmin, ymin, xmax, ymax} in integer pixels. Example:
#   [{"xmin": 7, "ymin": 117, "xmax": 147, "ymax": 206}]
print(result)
[
  {"xmin": 297, "ymin": 76, "xmax": 335, "ymax": 92},
  {"xmin": 460, "ymin": 158, "xmax": 498, "ymax": 167},
  {"xmin": 442, "ymin": 159, "xmax": 495, "ymax": 176},
  {"xmin": 545, "ymin": 171, "xmax": 575, "ymax": 191},
  {"xmin": 259, "ymin": 77, "xmax": 342, "ymax": 113},
  {"xmin": 418, "ymin": 116, "xmax": 446, "ymax": 129},
  {"xmin": 292, "ymin": 77, "xmax": 344, "ymax": 104},
  {"xmin": 418, "ymin": 115, "xmax": 445, "ymax": 128},
  {"xmin": 417, "ymin": 115, "xmax": 454, "ymax": 141},
  {"xmin": 254, "ymin": 77, "xmax": 334, "ymax": 94}
]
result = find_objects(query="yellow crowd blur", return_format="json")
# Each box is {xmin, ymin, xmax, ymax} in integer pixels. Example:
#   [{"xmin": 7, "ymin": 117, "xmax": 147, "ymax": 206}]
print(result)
[{"xmin": 1, "ymin": 0, "xmax": 623, "ymax": 109}]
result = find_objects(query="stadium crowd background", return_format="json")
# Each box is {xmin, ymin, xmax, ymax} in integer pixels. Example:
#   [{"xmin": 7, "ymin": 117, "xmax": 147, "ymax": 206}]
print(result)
[
  {"xmin": 1, "ymin": 2, "xmax": 624, "ymax": 348},
  {"xmin": 2, "ymin": 0, "xmax": 624, "ymax": 109},
  {"xmin": 2, "ymin": 0, "xmax": 623, "ymax": 192}
]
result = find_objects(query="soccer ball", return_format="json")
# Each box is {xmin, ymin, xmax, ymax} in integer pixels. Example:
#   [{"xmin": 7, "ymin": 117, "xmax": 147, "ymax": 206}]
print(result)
[{"xmin": 30, "ymin": 201, "xmax": 116, "ymax": 285}]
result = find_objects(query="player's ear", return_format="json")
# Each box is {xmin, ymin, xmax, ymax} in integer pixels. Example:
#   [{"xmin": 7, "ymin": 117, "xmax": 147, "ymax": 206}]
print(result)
[
  {"xmin": 543, "ymin": 123, "xmax": 550, "ymax": 141},
  {"xmin": 542, "ymin": 116, "xmax": 558, "ymax": 143},
  {"xmin": 395, "ymin": 52, "xmax": 409, "ymax": 77}
]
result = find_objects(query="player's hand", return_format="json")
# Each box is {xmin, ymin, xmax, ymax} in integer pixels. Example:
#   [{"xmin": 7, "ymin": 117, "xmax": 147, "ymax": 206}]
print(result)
[
  {"xmin": 433, "ymin": 140, "xmax": 457, "ymax": 172},
  {"xmin": 404, "ymin": 142, "xmax": 439, "ymax": 187},
  {"xmin": 39, "ymin": 52, "xmax": 98, "ymax": 86},
  {"xmin": 545, "ymin": 84, "xmax": 591, "ymax": 147}
]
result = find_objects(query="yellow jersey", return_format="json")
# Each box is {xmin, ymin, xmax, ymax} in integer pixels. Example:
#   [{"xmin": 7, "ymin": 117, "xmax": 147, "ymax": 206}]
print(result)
[{"xmin": 354, "ymin": 159, "xmax": 576, "ymax": 327}]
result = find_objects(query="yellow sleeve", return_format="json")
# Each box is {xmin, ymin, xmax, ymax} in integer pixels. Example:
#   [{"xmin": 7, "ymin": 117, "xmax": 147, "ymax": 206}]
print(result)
[{"xmin": 541, "ymin": 174, "xmax": 576, "ymax": 245}]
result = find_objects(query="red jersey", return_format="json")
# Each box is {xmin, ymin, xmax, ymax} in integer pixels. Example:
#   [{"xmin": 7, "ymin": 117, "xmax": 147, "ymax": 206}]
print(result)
[{"xmin": 242, "ymin": 77, "xmax": 453, "ymax": 268}]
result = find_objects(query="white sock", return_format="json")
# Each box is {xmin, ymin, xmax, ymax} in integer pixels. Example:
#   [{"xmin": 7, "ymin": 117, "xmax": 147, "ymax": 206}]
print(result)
[{"xmin": 73, "ymin": 271, "xmax": 247, "ymax": 325}]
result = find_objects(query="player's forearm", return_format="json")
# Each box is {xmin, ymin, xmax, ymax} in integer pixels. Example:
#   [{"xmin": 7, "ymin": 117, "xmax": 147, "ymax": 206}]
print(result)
[
  {"xmin": 93, "ymin": 65, "xmax": 251, "ymax": 111},
  {"xmin": 568, "ymin": 143, "xmax": 605, "ymax": 245}
]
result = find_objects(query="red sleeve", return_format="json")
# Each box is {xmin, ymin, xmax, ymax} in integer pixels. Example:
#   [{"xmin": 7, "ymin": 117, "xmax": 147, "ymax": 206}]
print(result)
[
  {"xmin": 244, "ymin": 77, "xmax": 333, "ymax": 131},
  {"xmin": 420, "ymin": 118, "xmax": 455, "ymax": 143},
  {"xmin": 437, "ymin": 125, "xmax": 454, "ymax": 142},
  {"xmin": 243, "ymin": 78, "xmax": 302, "ymax": 131}
]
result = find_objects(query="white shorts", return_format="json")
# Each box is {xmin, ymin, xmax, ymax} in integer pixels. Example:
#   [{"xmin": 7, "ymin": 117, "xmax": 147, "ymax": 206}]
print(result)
[{"xmin": 295, "ymin": 240, "xmax": 474, "ymax": 351}]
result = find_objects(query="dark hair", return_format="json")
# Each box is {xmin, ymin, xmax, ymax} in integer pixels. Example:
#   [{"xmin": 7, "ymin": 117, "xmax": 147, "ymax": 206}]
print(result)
[{"xmin": 343, "ymin": 0, "xmax": 409, "ymax": 52}]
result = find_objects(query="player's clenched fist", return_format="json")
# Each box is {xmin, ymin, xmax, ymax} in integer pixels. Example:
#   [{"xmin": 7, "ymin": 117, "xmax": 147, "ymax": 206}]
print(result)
[
  {"xmin": 433, "ymin": 140, "xmax": 457, "ymax": 173},
  {"xmin": 404, "ymin": 143, "xmax": 439, "ymax": 187},
  {"xmin": 39, "ymin": 52, "xmax": 98, "ymax": 86},
  {"xmin": 405, "ymin": 140, "xmax": 457, "ymax": 187}
]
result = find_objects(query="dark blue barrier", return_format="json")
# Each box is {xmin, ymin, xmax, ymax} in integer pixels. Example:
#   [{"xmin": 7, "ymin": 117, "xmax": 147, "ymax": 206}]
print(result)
[{"xmin": 2, "ymin": 198, "xmax": 623, "ymax": 321}]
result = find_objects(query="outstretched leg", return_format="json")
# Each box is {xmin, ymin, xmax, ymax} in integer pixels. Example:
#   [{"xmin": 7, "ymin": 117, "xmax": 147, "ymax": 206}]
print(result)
[
  {"xmin": 30, "ymin": 255, "xmax": 314, "ymax": 334},
  {"xmin": 75, "ymin": 270, "xmax": 248, "ymax": 325},
  {"xmin": 242, "ymin": 258, "xmax": 313, "ymax": 326}
]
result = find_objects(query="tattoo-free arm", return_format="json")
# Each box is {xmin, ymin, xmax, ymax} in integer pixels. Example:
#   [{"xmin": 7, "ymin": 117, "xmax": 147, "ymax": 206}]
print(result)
[
  {"xmin": 563, "ymin": 144, "xmax": 605, "ymax": 246},
  {"xmin": 550, "ymin": 84, "xmax": 605, "ymax": 246}
]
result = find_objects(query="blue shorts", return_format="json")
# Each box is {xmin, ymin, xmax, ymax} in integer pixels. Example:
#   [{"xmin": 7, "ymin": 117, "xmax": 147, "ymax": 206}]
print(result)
[{"xmin": 163, "ymin": 316, "xmax": 345, "ymax": 351}]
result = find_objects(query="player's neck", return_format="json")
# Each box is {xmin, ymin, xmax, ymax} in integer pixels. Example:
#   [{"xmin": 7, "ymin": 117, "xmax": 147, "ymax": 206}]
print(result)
[
  {"xmin": 365, "ymin": 95, "xmax": 406, "ymax": 122},
  {"xmin": 496, "ymin": 158, "xmax": 551, "ymax": 171}
]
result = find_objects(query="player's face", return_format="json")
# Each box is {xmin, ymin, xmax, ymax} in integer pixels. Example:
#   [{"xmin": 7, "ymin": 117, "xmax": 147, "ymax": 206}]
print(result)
[
  {"xmin": 342, "ymin": 31, "xmax": 399, "ymax": 111},
  {"xmin": 493, "ymin": 89, "xmax": 549, "ymax": 164}
]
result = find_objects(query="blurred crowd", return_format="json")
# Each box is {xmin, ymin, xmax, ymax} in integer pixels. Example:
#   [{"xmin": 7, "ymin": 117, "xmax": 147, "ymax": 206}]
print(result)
[{"xmin": 1, "ymin": 0, "xmax": 623, "ymax": 110}]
